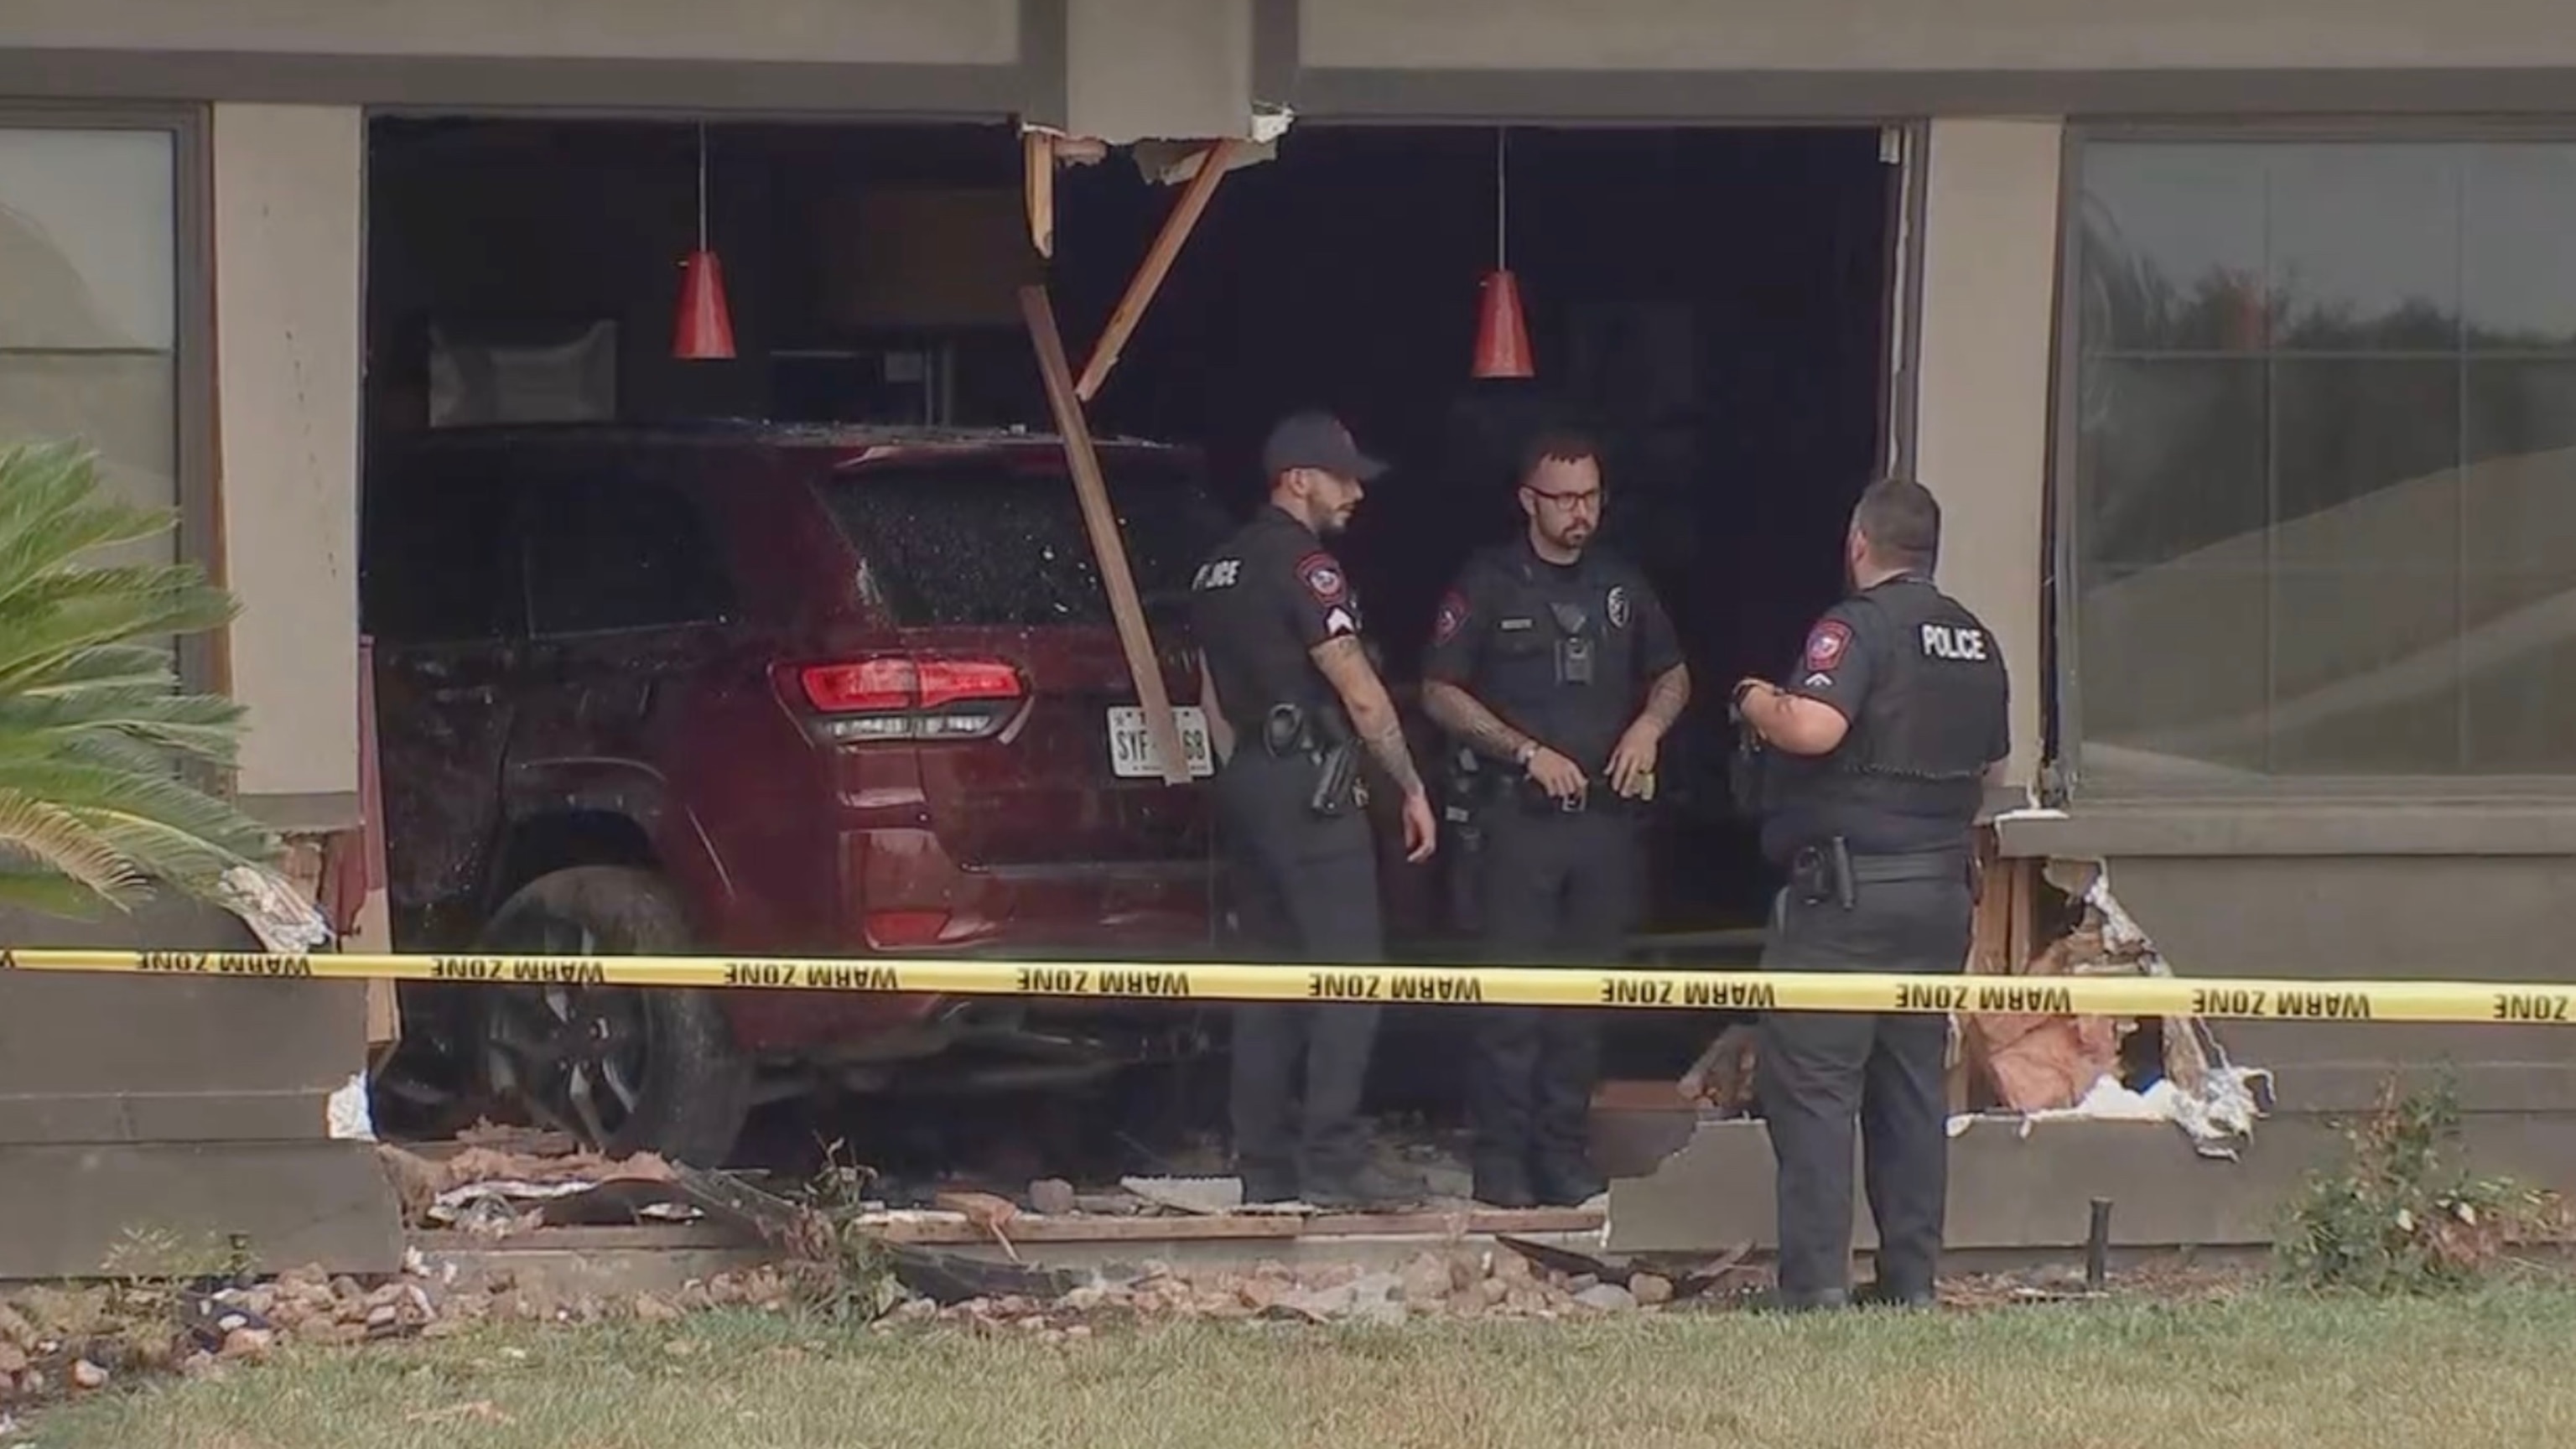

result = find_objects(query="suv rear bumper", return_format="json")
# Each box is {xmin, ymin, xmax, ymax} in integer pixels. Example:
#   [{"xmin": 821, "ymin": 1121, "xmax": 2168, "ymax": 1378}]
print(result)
[
  {"xmin": 713, "ymin": 828, "xmax": 1213, "ymax": 1055},
  {"xmin": 839, "ymin": 826, "xmax": 1213, "ymax": 953}
]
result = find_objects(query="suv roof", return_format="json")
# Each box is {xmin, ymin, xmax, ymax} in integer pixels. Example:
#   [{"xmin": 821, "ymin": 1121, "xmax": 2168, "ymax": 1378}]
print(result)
[{"xmin": 392, "ymin": 418, "xmax": 1187, "ymax": 457}]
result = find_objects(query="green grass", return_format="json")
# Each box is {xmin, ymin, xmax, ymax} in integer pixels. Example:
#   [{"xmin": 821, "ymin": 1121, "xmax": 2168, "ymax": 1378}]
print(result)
[{"xmin": 32, "ymin": 1287, "xmax": 2576, "ymax": 1449}]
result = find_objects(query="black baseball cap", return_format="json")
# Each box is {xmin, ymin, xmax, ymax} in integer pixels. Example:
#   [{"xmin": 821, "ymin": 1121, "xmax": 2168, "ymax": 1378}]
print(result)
[{"xmin": 1261, "ymin": 410, "xmax": 1388, "ymax": 483}]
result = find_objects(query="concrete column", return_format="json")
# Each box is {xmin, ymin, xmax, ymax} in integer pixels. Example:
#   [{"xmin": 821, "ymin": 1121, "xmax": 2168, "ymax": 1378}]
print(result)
[
  {"xmin": 1911, "ymin": 117, "xmax": 2062, "ymax": 791},
  {"xmin": 212, "ymin": 102, "xmax": 364, "ymax": 828}
]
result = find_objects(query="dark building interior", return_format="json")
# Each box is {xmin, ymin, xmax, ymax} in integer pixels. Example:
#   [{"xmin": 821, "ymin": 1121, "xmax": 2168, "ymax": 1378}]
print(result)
[{"xmin": 362, "ymin": 117, "xmax": 1898, "ymax": 1138}]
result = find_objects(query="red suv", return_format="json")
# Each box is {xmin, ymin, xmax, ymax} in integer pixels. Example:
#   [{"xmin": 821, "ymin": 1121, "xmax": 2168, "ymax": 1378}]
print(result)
[{"xmin": 360, "ymin": 423, "xmax": 1227, "ymax": 1164}]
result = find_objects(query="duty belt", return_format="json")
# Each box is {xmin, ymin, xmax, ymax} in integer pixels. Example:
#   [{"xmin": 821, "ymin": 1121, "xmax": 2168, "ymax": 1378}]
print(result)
[
  {"xmin": 1840, "ymin": 848, "xmax": 1971, "ymax": 884},
  {"xmin": 1506, "ymin": 774, "xmax": 1639, "ymax": 817},
  {"xmin": 1788, "ymin": 838, "xmax": 1973, "ymax": 911}
]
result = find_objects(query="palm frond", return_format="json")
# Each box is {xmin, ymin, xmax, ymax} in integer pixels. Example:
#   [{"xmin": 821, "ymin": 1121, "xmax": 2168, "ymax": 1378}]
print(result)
[
  {"xmin": 68, "ymin": 809, "xmax": 263, "ymax": 897},
  {"xmin": 0, "ymin": 759, "xmax": 274, "ymax": 859},
  {"xmin": 0, "ymin": 443, "xmax": 177, "ymax": 605},
  {"xmin": 0, "ymin": 867, "xmax": 117, "ymax": 919},
  {"xmin": 0, "ymin": 439, "xmax": 275, "ymax": 917},
  {"xmin": 0, "ymin": 588, "xmax": 240, "ymax": 695},
  {"xmin": 18, "ymin": 644, "xmax": 182, "ymax": 695},
  {"xmin": 0, "ymin": 789, "xmax": 145, "ymax": 901},
  {"xmin": 0, "ymin": 686, "xmax": 249, "ymax": 767}
]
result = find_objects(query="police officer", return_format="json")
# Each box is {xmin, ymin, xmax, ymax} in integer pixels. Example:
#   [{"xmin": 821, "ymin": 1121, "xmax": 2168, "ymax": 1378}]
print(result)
[
  {"xmin": 1190, "ymin": 410, "xmax": 1439, "ymax": 1212},
  {"xmin": 1730, "ymin": 476, "xmax": 2009, "ymax": 1310},
  {"xmin": 1420, "ymin": 430, "xmax": 1690, "ymax": 1209}
]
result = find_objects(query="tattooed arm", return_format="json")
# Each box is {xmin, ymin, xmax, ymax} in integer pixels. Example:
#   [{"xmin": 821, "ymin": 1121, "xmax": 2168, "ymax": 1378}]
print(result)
[
  {"xmin": 1420, "ymin": 679, "xmax": 1535, "ymax": 766},
  {"xmin": 1631, "ymin": 662, "xmax": 1692, "ymax": 738},
  {"xmin": 1310, "ymin": 636, "xmax": 1425, "ymax": 798},
  {"xmin": 1312, "ymin": 635, "xmax": 1436, "ymax": 862}
]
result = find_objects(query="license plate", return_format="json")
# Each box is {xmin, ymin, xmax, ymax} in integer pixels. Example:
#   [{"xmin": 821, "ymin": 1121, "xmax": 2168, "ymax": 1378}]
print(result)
[{"xmin": 1108, "ymin": 706, "xmax": 1215, "ymax": 780}]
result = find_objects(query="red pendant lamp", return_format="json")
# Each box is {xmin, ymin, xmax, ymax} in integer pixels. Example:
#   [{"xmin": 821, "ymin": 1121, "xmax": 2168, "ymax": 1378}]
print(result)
[
  {"xmin": 1472, "ymin": 127, "xmax": 1534, "ymax": 379},
  {"xmin": 673, "ymin": 122, "xmax": 736, "ymax": 361}
]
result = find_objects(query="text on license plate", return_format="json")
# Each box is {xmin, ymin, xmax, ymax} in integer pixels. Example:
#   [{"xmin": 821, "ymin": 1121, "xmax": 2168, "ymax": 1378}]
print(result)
[{"xmin": 1107, "ymin": 706, "xmax": 1216, "ymax": 779}]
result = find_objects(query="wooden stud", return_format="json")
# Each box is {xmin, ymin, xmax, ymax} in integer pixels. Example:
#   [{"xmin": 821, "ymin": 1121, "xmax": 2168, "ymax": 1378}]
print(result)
[
  {"xmin": 1022, "ymin": 129, "xmax": 1056, "ymax": 260},
  {"xmin": 1019, "ymin": 284, "xmax": 1191, "ymax": 786},
  {"xmin": 1073, "ymin": 139, "xmax": 1238, "ymax": 403}
]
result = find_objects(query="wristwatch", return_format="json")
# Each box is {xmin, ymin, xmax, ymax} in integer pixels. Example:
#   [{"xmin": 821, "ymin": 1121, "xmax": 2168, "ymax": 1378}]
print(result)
[{"xmin": 1512, "ymin": 740, "xmax": 1539, "ymax": 771}]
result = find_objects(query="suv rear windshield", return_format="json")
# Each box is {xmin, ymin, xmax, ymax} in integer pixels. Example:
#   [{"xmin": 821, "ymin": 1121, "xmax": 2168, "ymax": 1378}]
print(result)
[{"xmin": 821, "ymin": 451, "xmax": 1226, "ymax": 628}]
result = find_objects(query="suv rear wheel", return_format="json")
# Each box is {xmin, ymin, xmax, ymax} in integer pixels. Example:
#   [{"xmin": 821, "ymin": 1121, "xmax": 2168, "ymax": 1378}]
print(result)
[{"xmin": 475, "ymin": 865, "xmax": 752, "ymax": 1166}]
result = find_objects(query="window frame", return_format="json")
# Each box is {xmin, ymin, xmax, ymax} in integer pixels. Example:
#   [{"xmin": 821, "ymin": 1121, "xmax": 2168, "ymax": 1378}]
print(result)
[{"xmin": 2053, "ymin": 117, "xmax": 2576, "ymax": 802}]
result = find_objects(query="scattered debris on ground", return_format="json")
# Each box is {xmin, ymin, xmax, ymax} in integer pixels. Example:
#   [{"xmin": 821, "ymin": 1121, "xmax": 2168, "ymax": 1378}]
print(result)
[
  {"xmin": 375, "ymin": 1130, "xmax": 688, "ymax": 1236},
  {"xmin": 376, "ymin": 1120, "xmax": 1576, "ymax": 1246}
]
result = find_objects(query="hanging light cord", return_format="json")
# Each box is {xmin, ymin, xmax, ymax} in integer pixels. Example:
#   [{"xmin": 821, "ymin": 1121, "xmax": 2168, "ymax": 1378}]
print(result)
[
  {"xmin": 695, "ymin": 122, "xmax": 710, "ymax": 252},
  {"xmin": 1493, "ymin": 127, "xmax": 1509, "ymax": 270}
]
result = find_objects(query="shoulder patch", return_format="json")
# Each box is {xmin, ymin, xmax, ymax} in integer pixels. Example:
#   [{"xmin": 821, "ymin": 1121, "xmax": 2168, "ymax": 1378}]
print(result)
[
  {"xmin": 1432, "ymin": 589, "xmax": 1469, "ymax": 647},
  {"xmin": 1803, "ymin": 619, "xmax": 1853, "ymax": 672},
  {"xmin": 1606, "ymin": 584, "xmax": 1632, "ymax": 631},
  {"xmin": 1296, "ymin": 552, "xmax": 1348, "ymax": 605}
]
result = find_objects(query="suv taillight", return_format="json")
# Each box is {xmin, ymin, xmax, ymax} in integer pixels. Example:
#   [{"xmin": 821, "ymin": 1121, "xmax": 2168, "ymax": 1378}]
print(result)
[{"xmin": 789, "ymin": 657, "xmax": 1025, "ymax": 742}]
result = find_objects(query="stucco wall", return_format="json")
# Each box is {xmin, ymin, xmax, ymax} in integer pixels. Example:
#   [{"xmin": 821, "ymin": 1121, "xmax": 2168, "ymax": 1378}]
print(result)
[
  {"xmin": 0, "ymin": 0, "xmax": 1019, "ymax": 67},
  {"xmin": 1068, "ymin": 0, "xmax": 1253, "ymax": 142},
  {"xmin": 213, "ymin": 103, "xmax": 363, "ymax": 823},
  {"xmin": 1299, "ymin": 0, "xmax": 2576, "ymax": 73}
]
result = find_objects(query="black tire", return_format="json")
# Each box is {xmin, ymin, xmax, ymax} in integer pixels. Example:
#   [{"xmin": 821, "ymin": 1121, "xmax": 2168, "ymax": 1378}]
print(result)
[{"xmin": 474, "ymin": 865, "xmax": 752, "ymax": 1166}]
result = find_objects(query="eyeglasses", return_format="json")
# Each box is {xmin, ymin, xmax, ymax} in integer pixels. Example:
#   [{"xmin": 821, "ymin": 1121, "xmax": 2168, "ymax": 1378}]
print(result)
[{"xmin": 1524, "ymin": 486, "xmax": 1602, "ymax": 511}]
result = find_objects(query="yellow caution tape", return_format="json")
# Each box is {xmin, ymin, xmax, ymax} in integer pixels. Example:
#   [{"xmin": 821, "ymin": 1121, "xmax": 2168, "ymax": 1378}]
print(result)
[{"xmin": 0, "ymin": 947, "xmax": 2568, "ymax": 1025}]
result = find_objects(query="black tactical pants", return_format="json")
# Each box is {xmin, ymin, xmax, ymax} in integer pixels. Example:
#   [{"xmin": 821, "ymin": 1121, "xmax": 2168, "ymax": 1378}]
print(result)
[
  {"xmin": 1468, "ymin": 799, "xmax": 1640, "ymax": 1203},
  {"xmin": 1756, "ymin": 856, "xmax": 1974, "ymax": 1306},
  {"xmin": 1216, "ymin": 750, "xmax": 1384, "ymax": 1199}
]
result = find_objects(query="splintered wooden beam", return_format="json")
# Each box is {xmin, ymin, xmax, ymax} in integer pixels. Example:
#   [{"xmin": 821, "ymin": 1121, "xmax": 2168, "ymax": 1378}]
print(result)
[
  {"xmin": 1073, "ymin": 139, "xmax": 1238, "ymax": 403},
  {"xmin": 1022, "ymin": 129, "xmax": 1056, "ymax": 259},
  {"xmin": 1020, "ymin": 283, "xmax": 1192, "ymax": 786}
]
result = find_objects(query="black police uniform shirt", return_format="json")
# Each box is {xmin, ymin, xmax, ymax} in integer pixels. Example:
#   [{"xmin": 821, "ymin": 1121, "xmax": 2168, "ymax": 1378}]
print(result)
[
  {"xmin": 1421, "ymin": 538, "xmax": 1684, "ymax": 779},
  {"xmin": 1762, "ymin": 574, "xmax": 2010, "ymax": 862},
  {"xmin": 1189, "ymin": 504, "xmax": 1367, "ymax": 733}
]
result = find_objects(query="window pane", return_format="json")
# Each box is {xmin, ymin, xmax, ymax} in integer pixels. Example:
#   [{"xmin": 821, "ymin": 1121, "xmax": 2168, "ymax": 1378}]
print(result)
[
  {"xmin": 820, "ymin": 454, "xmax": 1226, "ymax": 628},
  {"xmin": 2065, "ymin": 137, "xmax": 2576, "ymax": 785},
  {"xmin": 360, "ymin": 460, "xmax": 524, "ymax": 645},
  {"xmin": 0, "ymin": 129, "xmax": 174, "ymax": 353},
  {"xmin": 522, "ymin": 476, "xmax": 735, "ymax": 637},
  {"xmin": 2267, "ymin": 360, "xmax": 2462, "ymax": 772},
  {"xmin": 0, "ymin": 125, "xmax": 180, "ymax": 578},
  {"xmin": 0, "ymin": 351, "xmax": 175, "ymax": 569},
  {"xmin": 2463, "ymin": 360, "xmax": 2576, "ymax": 771},
  {"xmin": 2076, "ymin": 144, "xmax": 2268, "ymax": 354},
  {"xmin": 2465, "ymin": 145, "xmax": 2576, "ymax": 352},
  {"xmin": 2267, "ymin": 143, "xmax": 2459, "ymax": 353},
  {"xmin": 2075, "ymin": 358, "xmax": 2269, "ymax": 782}
]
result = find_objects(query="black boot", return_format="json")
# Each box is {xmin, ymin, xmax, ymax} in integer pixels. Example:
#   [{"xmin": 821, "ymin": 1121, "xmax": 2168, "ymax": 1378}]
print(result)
[
  {"xmin": 1472, "ymin": 1161, "xmax": 1538, "ymax": 1210},
  {"xmin": 1855, "ymin": 1280, "xmax": 1937, "ymax": 1309},
  {"xmin": 1747, "ymin": 1285, "xmax": 1852, "ymax": 1314},
  {"xmin": 1305, "ymin": 1162, "xmax": 1431, "ymax": 1213},
  {"xmin": 1239, "ymin": 1169, "xmax": 1301, "ymax": 1207},
  {"xmin": 1531, "ymin": 1156, "xmax": 1607, "ymax": 1208}
]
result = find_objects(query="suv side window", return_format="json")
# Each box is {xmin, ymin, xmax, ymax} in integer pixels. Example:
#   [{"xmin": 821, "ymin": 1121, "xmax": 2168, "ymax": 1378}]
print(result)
[
  {"xmin": 521, "ymin": 467, "xmax": 735, "ymax": 637},
  {"xmin": 359, "ymin": 451, "xmax": 527, "ymax": 645}
]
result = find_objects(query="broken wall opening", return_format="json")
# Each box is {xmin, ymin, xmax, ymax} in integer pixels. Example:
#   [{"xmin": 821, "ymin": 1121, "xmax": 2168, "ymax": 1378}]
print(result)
[{"xmin": 355, "ymin": 115, "xmax": 1903, "ymax": 1180}]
